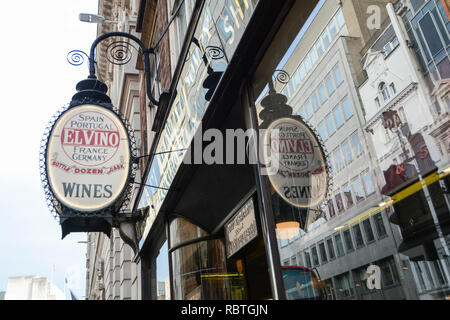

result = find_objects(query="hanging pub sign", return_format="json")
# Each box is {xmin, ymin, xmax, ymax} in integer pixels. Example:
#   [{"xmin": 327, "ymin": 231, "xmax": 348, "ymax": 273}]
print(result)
[
  {"xmin": 40, "ymin": 78, "xmax": 135, "ymax": 238},
  {"xmin": 259, "ymin": 82, "xmax": 330, "ymax": 209}
]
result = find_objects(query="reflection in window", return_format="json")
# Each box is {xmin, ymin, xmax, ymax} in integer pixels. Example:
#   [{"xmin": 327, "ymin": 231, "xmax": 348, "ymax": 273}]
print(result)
[
  {"xmin": 373, "ymin": 213, "xmax": 387, "ymax": 238},
  {"xmin": 343, "ymin": 229, "xmax": 354, "ymax": 252},
  {"xmin": 333, "ymin": 148, "xmax": 344, "ymax": 171},
  {"xmin": 319, "ymin": 242, "xmax": 328, "ymax": 263},
  {"xmin": 318, "ymin": 121, "xmax": 328, "ymax": 141},
  {"xmin": 362, "ymin": 171, "xmax": 375, "ymax": 195},
  {"xmin": 327, "ymin": 238, "xmax": 335, "ymax": 260},
  {"xmin": 362, "ymin": 219, "xmax": 375, "ymax": 242},
  {"xmin": 350, "ymin": 132, "xmax": 363, "ymax": 156},
  {"xmin": 335, "ymin": 273, "xmax": 353, "ymax": 298},
  {"xmin": 311, "ymin": 246, "xmax": 320, "ymax": 266},
  {"xmin": 352, "ymin": 224, "xmax": 364, "ymax": 248},
  {"xmin": 335, "ymin": 234, "xmax": 345, "ymax": 256},
  {"xmin": 335, "ymin": 193, "xmax": 344, "ymax": 213},
  {"xmin": 342, "ymin": 139, "xmax": 353, "ymax": 165},
  {"xmin": 318, "ymin": 84, "xmax": 328, "ymax": 104},
  {"xmin": 333, "ymin": 64, "xmax": 343, "ymax": 85},
  {"xmin": 351, "ymin": 177, "xmax": 365, "ymax": 202},
  {"xmin": 326, "ymin": 113, "xmax": 336, "ymax": 136},
  {"xmin": 343, "ymin": 184, "xmax": 353, "ymax": 208},
  {"xmin": 341, "ymin": 96, "xmax": 353, "ymax": 120},
  {"xmin": 326, "ymin": 74, "xmax": 336, "ymax": 95}
]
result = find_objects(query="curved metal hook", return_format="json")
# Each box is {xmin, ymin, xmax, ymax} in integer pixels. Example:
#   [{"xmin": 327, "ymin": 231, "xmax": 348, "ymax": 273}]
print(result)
[{"xmin": 88, "ymin": 32, "xmax": 159, "ymax": 106}]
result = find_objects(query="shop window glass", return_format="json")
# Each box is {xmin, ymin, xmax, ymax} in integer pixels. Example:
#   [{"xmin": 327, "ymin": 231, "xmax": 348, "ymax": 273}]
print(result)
[
  {"xmin": 335, "ymin": 273, "xmax": 353, "ymax": 297},
  {"xmin": 373, "ymin": 213, "xmax": 387, "ymax": 238},
  {"xmin": 171, "ymin": 239, "xmax": 234, "ymax": 300},
  {"xmin": 327, "ymin": 238, "xmax": 336, "ymax": 260},
  {"xmin": 341, "ymin": 96, "xmax": 353, "ymax": 119},
  {"xmin": 343, "ymin": 229, "xmax": 354, "ymax": 252},
  {"xmin": 335, "ymin": 234, "xmax": 345, "ymax": 256},
  {"xmin": 352, "ymin": 224, "xmax": 364, "ymax": 248},
  {"xmin": 169, "ymin": 217, "xmax": 209, "ymax": 248},
  {"xmin": 362, "ymin": 219, "xmax": 375, "ymax": 242}
]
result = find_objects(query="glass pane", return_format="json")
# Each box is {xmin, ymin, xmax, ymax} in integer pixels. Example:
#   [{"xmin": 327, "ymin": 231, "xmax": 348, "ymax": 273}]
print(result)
[
  {"xmin": 318, "ymin": 121, "xmax": 328, "ymax": 141},
  {"xmin": 362, "ymin": 219, "xmax": 375, "ymax": 242},
  {"xmin": 420, "ymin": 12, "xmax": 444, "ymax": 57},
  {"xmin": 311, "ymin": 93, "xmax": 320, "ymax": 111},
  {"xmin": 343, "ymin": 184, "xmax": 354, "ymax": 208},
  {"xmin": 373, "ymin": 213, "xmax": 387, "ymax": 237},
  {"xmin": 319, "ymin": 84, "xmax": 328, "ymax": 103},
  {"xmin": 311, "ymin": 246, "xmax": 319, "ymax": 266},
  {"xmin": 327, "ymin": 238, "xmax": 336, "ymax": 260},
  {"xmin": 335, "ymin": 193, "xmax": 344, "ymax": 213},
  {"xmin": 305, "ymin": 100, "xmax": 313, "ymax": 119},
  {"xmin": 352, "ymin": 225, "xmax": 364, "ymax": 248},
  {"xmin": 169, "ymin": 217, "xmax": 209, "ymax": 248},
  {"xmin": 333, "ymin": 147, "xmax": 344, "ymax": 171},
  {"xmin": 319, "ymin": 242, "xmax": 328, "ymax": 263},
  {"xmin": 335, "ymin": 234, "xmax": 344, "ymax": 256},
  {"xmin": 341, "ymin": 96, "xmax": 353, "ymax": 119},
  {"xmin": 342, "ymin": 139, "xmax": 353, "ymax": 165},
  {"xmin": 362, "ymin": 171, "xmax": 375, "ymax": 195},
  {"xmin": 350, "ymin": 132, "xmax": 363, "ymax": 156},
  {"xmin": 333, "ymin": 64, "xmax": 343, "ymax": 85},
  {"xmin": 326, "ymin": 74, "xmax": 336, "ymax": 95},
  {"xmin": 326, "ymin": 113, "xmax": 336, "ymax": 136},
  {"xmin": 351, "ymin": 178, "xmax": 365, "ymax": 202},
  {"xmin": 343, "ymin": 229, "xmax": 353, "ymax": 251}
]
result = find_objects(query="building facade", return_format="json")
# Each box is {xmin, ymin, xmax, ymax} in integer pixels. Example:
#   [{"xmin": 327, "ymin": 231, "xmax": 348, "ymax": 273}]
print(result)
[{"xmin": 85, "ymin": 0, "xmax": 450, "ymax": 300}]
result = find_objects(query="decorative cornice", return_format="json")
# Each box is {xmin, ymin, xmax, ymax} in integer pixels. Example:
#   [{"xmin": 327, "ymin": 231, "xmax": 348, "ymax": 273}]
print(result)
[{"xmin": 365, "ymin": 82, "xmax": 418, "ymax": 129}]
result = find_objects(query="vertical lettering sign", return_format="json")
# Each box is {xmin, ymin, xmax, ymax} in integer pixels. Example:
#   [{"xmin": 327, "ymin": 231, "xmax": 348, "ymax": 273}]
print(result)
[
  {"xmin": 46, "ymin": 104, "xmax": 130, "ymax": 212},
  {"xmin": 264, "ymin": 118, "xmax": 328, "ymax": 208},
  {"xmin": 225, "ymin": 198, "xmax": 258, "ymax": 258}
]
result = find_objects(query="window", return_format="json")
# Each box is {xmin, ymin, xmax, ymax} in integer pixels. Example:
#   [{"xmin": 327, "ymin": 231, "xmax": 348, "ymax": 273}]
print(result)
[
  {"xmin": 335, "ymin": 193, "xmax": 344, "ymax": 213},
  {"xmin": 352, "ymin": 224, "xmax": 365, "ymax": 248},
  {"xmin": 326, "ymin": 113, "xmax": 336, "ymax": 136},
  {"xmin": 328, "ymin": 19, "xmax": 338, "ymax": 38},
  {"xmin": 350, "ymin": 132, "xmax": 364, "ymax": 156},
  {"xmin": 362, "ymin": 219, "xmax": 375, "ymax": 242},
  {"xmin": 327, "ymin": 199, "xmax": 336, "ymax": 218},
  {"xmin": 343, "ymin": 184, "xmax": 354, "ymax": 208},
  {"xmin": 335, "ymin": 234, "xmax": 345, "ymax": 256},
  {"xmin": 336, "ymin": 273, "xmax": 353, "ymax": 297},
  {"xmin": 318, "ymin": 84, "xmax": 328, "ymax": 104},
  {"xmin": 351, "ymin": 177, "xmax": 365, "ymax": 202},
  {"xmin": 311, "ymin": 92, "xmax": 320, "ymax": 111},
  {"xmin": 362, "ymin": 171, "xmax": 376, "ymax": 196},
  {"xmin": 343, "ymin": 229, "xmax": 354, "ymax": 252},
  {"xmin": 319, "ymin": 242, "xmax": 328, "ymax": 263},
  {"xmin": 341, "ymin": 96, "xmax": 353, "ymax": 119},
  {"xmin": 304, "ymin": 251, "xmax": 312, "ymax": 268},
  {"xmin": 304, "ymin": 55, "xmax": 311, "ymax": 73},
  {"xmin": 326, "ymin": 74, "xmax": 336, "ymax": 95},
  {"xmin": 333, "ymin": 64, "xmax": 343, "ymax": 85},
  {"xmin": 373, "ymin": 213, "xmax": 387, "ymax": 237},
  {"xmin": 311, "ymin": 246, "xmax": 320, "ymax": 266},
  {"xmin": 291, "ymin": 255, "xmax": 297, "ymax": 266},
  {"xmin": 419, "ymin": 12, "xmax": 445, "ymax": 58},
  {"xmin": 333, "ymin": 147, "xmax": 344, "ymax": 171},
  {"xmin": 341, "ymin": 139, "xmax": 353, "ymax": 165},
  {"xmin": 375, "ymin": 97, "xmax": 381, "ymax": 108},
  {"xmin": 297, "ymin": 63, "xmax": 305, "ymax": 81},
  {"xmin": 318, "ymin": 121, "xmax": 328, "ymax": 141},
  {"xmin": 321, "ymin": 30, "xmax": 330, "ymax": 49},
  {"xmin": 380, "ymin": 258, "xmax": 400, "ymax": 287},
  {"xmin": 327, "ymin": 238, "xmax": 336, "ymax": 260},
  {"xmin": 298, "ymin": 107, "xmax": 306, "ymax": 119},
  {"xmin": 390, "ymin": 82, "xmax": 397, "ymax": 94},
  {"xmin": 315, "ymin": 39, "xmax": 324, "ymax": 57},
  {"xmin": 305, "ymin": 100, "xmax": 313, "ymax": 119},
  {"xmin": 309, "ymin": 47, "xmax": 318, "ymax": 65},
  {"xmin": 283, "ymin": 259, "xmax": 290, "ymax": 266},
  {"xmin": 336, "ymin": 9, "xmax": 345, "ymax": 29},
  {"xmin": 380, "ymin": 82, "xmax": 391, "ymax": 101}
]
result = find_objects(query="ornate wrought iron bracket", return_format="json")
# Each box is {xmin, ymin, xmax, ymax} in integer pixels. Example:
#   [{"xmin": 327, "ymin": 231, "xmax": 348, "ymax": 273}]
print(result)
[{"xmin": 87, "ymin": 31, "xmax": 160, "ymax": 106}]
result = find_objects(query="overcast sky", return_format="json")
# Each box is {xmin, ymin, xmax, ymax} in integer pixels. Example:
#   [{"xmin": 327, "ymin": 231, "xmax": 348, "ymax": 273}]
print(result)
[{"xmin": 0, "ymin": 0, "xmax": 99, "ymax": 299}]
